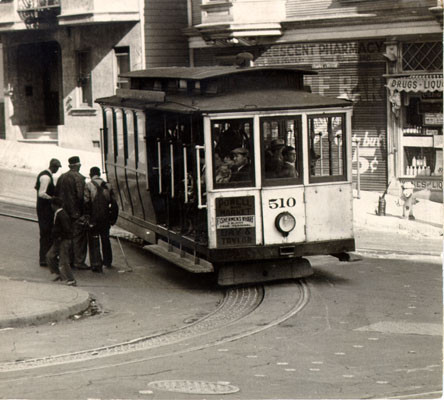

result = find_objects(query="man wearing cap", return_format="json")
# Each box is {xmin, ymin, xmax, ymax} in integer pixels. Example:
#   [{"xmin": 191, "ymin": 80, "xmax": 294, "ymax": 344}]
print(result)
[
  {"xmin": 55, "ymin": 156, "xmax": 88, "ymax": 269},
  {"xmin": 35, "ymin": 158, "xmax": 62, "ymax": 266},
  {"xmin": 230, "ymin": 147, "xmax": 251, "ymax": 182}
]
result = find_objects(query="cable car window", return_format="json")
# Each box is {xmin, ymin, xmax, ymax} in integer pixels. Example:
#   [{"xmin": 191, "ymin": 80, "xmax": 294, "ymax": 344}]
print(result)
[
  {"xmin": 126, "ymin": 110, "xmax": 136, "ymax": 168},
  {"xmin": 104, "ymin": 108, "xmax": 113, "ymax": 161},
  {"xmin": 308, "ymin": 114, "xmax": 346, "ymax": 182},
  {"xmin": 212, "ymin": 118, "xmax": 254, "ymax": 188},
  {"xmin": 136, "ymin": 112, "xmax": 146, "ymax": 171},
  {"xmin": 261, "ymin": 116, "xmax": 302, "ymax": 186},
  {"xmin": 115, "ymin": 109, "xmax": 125, "ymax": 164}
]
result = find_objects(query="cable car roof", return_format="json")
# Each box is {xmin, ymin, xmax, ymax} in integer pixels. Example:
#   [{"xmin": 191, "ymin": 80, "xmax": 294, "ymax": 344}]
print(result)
[
  {"xmin": 120, "ymin": 65, "xmax": 317, "ymax": 80},
  {"xmin": 97, "ymin": 88, "xmax": 352, "ymax": 114}
]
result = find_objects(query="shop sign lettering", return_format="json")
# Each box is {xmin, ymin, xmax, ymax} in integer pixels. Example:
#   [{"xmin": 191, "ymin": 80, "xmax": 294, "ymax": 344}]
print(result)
[
  {"xmin": 258, "ymin": 41, "xmax": 384, "ymax": 64},
  {"xmin": 352, "ymin": 131, "xmax": 383, "ymax": 174},
  {"xmin": 399, "ymin": 178, "xmax": 443, "ymax": 191},
  {"xmin": 387, "ymin": 75, "xmax": 443, "ymax": 94}
]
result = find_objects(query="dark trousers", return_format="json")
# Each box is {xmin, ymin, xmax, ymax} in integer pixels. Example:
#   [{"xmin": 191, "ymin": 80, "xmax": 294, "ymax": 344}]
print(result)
[
  {"xmin": 72, "ymin": 218, "xmax": 87, "ymax": 268},
  {"xmin": 88, "ymin": 225, "xmax": 112, "ymax": 269},
  {"xmin": 46, "ymin": 239, "xmax": 75, "ymax": 282},
  {"xmin": 37, "ymin": 200, "xmax": 53, "ymax": 264}
]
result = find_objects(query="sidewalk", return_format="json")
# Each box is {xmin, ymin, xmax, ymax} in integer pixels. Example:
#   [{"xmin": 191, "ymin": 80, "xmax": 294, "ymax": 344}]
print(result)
[
  {"xmin": 352, "ymin": 190, "xmax": 442, "ymax": 259},
  {"xmin": 0, "ymin": 277, "xmax": 91, "ymax": 329}
]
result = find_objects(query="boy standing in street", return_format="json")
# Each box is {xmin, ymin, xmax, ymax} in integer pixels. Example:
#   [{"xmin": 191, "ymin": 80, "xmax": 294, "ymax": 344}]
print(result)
[{"xmin": 46, "ymin": 197, "xmax": 76, "ymax": 286}]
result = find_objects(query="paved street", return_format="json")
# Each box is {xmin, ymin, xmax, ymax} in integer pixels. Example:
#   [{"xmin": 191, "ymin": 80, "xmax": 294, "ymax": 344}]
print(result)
[{"xmin": 0, "ymin": 210, "xmax": 441, "ymax": 400}]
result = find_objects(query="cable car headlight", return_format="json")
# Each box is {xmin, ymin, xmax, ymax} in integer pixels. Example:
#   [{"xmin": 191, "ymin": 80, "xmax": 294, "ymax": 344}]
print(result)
[{"xmin": 275, "ymin": 212, "xmax": 296, "ymax": 236}]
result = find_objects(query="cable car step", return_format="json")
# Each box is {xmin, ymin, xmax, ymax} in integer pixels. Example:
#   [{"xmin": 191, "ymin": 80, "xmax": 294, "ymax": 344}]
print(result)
[{"xmin": 143, "ymin": 240, "xmax": 214, "ymax": 274}]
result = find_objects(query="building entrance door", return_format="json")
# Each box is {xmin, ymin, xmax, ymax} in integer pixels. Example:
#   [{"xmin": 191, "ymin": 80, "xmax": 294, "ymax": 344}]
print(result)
[
  {"xmin": 17, "ymin": 41, "xmax": 62, "ymax": 129},
  {"xmin": 42, "ymin": 42, "xmax": 61, "ymax": 126}
]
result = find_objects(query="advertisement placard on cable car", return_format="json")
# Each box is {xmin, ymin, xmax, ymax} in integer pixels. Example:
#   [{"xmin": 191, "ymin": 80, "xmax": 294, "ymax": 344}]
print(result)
[{"xmin": 216, "ymin": 196, "xmax": 256, "ymax": 247}]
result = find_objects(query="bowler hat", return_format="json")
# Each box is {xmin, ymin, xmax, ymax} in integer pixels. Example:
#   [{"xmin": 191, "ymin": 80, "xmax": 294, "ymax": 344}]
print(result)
[
  {"xmin": 49, "ymin": 158, "xmax": 61, "ymax": 168},
  {"xmin": 68, "ymin": 156, "xmax": 80, "ymax": 165}
]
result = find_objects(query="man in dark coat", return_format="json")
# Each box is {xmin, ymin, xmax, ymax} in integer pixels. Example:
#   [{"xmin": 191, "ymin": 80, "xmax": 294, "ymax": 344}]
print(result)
[
  {"xmin": 55, "ymin": 156, "xmax": 88, "ymax": 269},
  {"xmin": 84, "ymin": 166, "xmax": 118, "ymax": 272},
  {"xmin": 35, "ymin": 158, "xmax": 61, "ymax": 266}
]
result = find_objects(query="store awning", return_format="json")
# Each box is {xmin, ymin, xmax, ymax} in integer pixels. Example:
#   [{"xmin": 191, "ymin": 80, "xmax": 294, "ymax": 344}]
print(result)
[{"xmin": 386, "ymin": 73, "xmax": 443, "ymax": 94}]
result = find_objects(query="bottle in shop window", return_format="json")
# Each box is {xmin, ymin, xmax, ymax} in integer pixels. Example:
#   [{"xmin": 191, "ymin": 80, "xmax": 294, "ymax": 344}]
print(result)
[{"xmin": 412, "ymin": 157, "xmax": 417, "ymax": 168}]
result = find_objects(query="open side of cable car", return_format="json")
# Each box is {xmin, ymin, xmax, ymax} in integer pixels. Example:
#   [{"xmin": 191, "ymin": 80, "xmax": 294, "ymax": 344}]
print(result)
[{"xmin": 96, "ymin": 65, "xmax": 355, "ymax": 285}]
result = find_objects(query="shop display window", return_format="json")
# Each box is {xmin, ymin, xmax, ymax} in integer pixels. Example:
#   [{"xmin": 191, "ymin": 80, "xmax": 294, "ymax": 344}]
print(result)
[{"xmin": 401, "ymin": 93, "xmax": 442, "ymax": 177}]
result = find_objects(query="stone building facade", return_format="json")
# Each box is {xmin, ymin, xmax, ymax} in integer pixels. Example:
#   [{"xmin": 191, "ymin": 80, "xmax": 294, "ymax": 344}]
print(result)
[{"xmin": 0, "ymin": 0, "xmax": 189, "ymax": 151}]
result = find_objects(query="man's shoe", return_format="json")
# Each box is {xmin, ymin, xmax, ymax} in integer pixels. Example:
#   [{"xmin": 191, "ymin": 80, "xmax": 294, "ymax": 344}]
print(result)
[
  {"xmin": 66, "ymin": 280, "xmax": 77, "ymax": 286},
  {"xmin": 92, "ymin": 266, "xmax": 103, "ymax": 273},
  {"xmin": 52, "ymin": 275, "xmax": 62, "ymax": 282},
  {"xmin": 39, "ymin": 262, "xmax": 48, "ymax": 267},
  {"xmin": 104, "ymin": 264, "xmax": 113, "ymax": 269},
  {"xmin": 74, "ymin": 263, "xmax": 90, "ymax": 270}
]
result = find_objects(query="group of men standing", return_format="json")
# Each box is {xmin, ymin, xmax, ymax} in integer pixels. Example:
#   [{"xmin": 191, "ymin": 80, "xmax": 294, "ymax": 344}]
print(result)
[{"xmin": 35, "ymin": 156, "xmax": 118, "ymax": 286}]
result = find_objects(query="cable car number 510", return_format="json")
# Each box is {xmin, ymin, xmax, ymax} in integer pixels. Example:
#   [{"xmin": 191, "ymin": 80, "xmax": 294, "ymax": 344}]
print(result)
[{"xmin": 268, "ymin": 197, "xmax": 297, "ymax": 209}]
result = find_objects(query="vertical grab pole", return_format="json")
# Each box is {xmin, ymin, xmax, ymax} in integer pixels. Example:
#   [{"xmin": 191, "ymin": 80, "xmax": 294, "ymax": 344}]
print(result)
[
  {"xmin": 353, "ymin": 138, "xmax": 361, "ymax": 199},
  {"xmin": 183, "ymin": 145, "xmax": 189, "ymax": 204},
  {"xmin": 170, "ymin": 141, "xmax": 175, "ymax": 198},
  {"xmin": 337, "ymin": 133, "xmax": 341, "ymax": 174},
  {"xmin": 195, "ymin": 145, "xmax": 207, "ymax": 209},
  {"xmin": 356, "ymin": 139, "xmax": 360, "ymax": 199},
  {"xmin": 157, "ymin": 139, "xmax": 162, "ymax": 194}
]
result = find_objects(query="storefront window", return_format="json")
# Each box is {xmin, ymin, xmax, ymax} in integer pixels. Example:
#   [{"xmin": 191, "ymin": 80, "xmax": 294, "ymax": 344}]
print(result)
[
  {"xmin": 401, "ymin": 92, "xmax": 443, "ymax": 177},
  {"xmin": 308, "ymin": 115, "xmax": 346, "ymax": 182},
  {"xmin": 212, "ymin": 118, "xmax": 254, "ymax": 188}
]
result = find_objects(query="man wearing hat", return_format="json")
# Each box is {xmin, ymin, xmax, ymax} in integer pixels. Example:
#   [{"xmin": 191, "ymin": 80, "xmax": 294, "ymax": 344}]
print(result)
[
  {"xmin": 35, "ymin": 158, "xmax": 62, "ymax": 266},
  {"xmin": 55, "ymin": 156, "xmax": 88, "ymax": 269},
  {"xmin": 230, "ymin": 147, "xmax": 251, "ymax": 182}
]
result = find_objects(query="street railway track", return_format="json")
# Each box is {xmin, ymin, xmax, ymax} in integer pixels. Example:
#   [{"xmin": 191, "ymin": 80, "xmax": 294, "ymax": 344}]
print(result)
[
  {"xmin": 0, "ymin": 282, "xmax": 309, "ymax": 374},
  {"xmin": 0, "ymin": 205, "xmax": 311, "ymax": 375}
]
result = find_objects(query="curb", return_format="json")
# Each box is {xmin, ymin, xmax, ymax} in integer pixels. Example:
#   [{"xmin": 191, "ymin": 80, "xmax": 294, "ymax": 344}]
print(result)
[
  {"xmin": 354, "ymin": 249, "xmax": 442, "ymax": 264},
  {"xmin": 0, "ymin": 281, "xmax": 91, "ymax": 329}
]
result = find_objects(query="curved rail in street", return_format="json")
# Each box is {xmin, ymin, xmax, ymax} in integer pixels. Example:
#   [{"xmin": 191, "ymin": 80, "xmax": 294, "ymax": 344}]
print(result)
[{"xmin": 0, "ymin": 282, "xmax": 309, "ymax": 374}]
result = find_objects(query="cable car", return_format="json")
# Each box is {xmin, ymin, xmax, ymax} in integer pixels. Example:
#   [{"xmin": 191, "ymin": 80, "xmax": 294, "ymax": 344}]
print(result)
[{"xmin": 96, "ymin": 64, "xmax": 355, "ymax": 285}]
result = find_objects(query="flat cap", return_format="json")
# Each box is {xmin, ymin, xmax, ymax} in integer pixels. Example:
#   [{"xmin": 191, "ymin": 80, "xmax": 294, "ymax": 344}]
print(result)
[
  {"xmin": 270, "ymin": 139, "xmax": 285, "ymax": 149},
  {"xmin": 68, "ymin": 156, "xmax": 81, "ymax": 165},
  {"xmin": 231, "ymin": 147, "xmax": 249, "ymax": 156}
]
